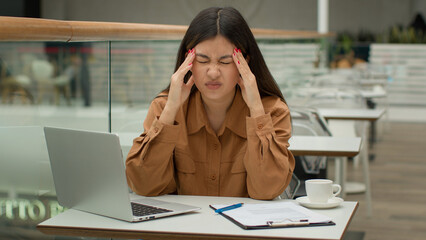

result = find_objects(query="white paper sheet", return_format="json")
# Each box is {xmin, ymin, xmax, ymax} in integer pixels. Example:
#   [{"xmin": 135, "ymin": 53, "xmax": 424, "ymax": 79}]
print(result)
[{"xmin": 211, "ymin": 202, "xmax": 332, "ymax": 227}]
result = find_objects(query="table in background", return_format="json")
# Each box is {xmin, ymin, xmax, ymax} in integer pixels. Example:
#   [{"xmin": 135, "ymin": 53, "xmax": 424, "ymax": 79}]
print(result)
[
  {"xmin": 318, "ymin": 107, "xmax": 385, "ymax": 144},
  {"xmin": 38, "ymin": 194, "xmax": 359, "ymax": 240},
  {"xmin": 289, "ymin": 135, "xmax": 361, "ymax": 157},
  {"xmin": 317, "ymin": 108, "xmax": 385, "ymax": 122},
  {"xmin": 289, "ymin": 135, "xmax": 361, "ymax": 196}
]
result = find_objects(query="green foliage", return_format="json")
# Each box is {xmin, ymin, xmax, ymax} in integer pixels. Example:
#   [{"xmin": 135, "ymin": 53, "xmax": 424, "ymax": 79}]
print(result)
[{"xmin": 388, "ymin": 25, "xmax": 426, "ymax": 43}]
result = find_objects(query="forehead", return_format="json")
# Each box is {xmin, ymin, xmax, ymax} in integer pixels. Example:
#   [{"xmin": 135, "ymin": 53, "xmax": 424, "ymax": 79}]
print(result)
[{"xmin": 195, "ymin": 35, "xmax": 235, "ymax": 55}]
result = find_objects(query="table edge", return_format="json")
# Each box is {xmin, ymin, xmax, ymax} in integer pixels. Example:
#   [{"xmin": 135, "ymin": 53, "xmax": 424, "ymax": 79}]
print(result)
[
  {"xmin": 291, "ymin": 150, "xmax": 359, "ymax": 157},
  {"xmin": 339, "ymin": 202, "xmax": 359, "ymax": 240},
  {"xmin": 36, "ymin": 225, "xmax": 339, "ymax": 240}
]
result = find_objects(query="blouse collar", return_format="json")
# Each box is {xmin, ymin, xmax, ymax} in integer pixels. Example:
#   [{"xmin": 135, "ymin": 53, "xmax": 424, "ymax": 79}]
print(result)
[{"xmin": 186, "ymin": 88, "xmax": 248, "ymax": 138}]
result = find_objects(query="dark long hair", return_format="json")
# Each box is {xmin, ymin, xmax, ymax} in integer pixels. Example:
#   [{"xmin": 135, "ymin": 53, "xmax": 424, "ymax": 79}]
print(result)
[{"xmin": 160, "ymin": 7, "xmax": 286, "ymax": 103}]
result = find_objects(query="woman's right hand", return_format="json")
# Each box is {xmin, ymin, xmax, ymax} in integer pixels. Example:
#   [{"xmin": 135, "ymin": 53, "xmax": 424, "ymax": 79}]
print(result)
[{"xmin": 159, "ymin": 49, "xmax": 195, "ymax": 124}]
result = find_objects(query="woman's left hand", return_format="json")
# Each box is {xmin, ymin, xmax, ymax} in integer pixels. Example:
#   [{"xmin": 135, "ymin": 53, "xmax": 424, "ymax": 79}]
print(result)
[{"xmin": 233, "ymin": 48, "xmax": 265, "ymax": 117}]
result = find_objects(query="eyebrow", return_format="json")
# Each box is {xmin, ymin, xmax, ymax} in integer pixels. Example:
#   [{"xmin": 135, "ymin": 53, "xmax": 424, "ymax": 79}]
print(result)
[
  {"xmin": 219, "ymin": 55, "xmax": 233, "ymax": 60},
  {"xmin": 195, "ymin": 53, "xmax": 233, "ymax": 60}
]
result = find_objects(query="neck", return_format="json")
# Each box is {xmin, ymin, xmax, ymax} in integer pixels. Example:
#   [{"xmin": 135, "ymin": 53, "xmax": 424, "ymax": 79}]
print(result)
[{"xmin": 201, "ymin": 89, "xmax": 236, "ymax": 116}]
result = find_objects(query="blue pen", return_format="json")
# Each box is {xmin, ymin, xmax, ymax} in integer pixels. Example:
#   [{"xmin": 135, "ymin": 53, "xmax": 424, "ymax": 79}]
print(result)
[{"xmin": 215, "ymin": 203, "xmax": 244, "ymax": 213}]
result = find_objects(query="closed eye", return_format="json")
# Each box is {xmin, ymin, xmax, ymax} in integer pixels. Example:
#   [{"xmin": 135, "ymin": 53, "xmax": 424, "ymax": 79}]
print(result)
[{"xmin": 195, "ymin": 53, "xmax": 209, "ymax": 64}]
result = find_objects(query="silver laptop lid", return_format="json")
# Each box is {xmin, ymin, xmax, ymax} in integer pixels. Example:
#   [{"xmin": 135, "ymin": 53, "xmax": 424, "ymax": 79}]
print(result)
[{"xmin": 44, "ymin": 126, "xmax": 135, "ymax": 221}]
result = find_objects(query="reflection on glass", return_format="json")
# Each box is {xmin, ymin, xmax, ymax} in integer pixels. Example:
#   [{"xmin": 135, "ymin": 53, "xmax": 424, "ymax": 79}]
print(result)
[
  {"xmin": 0, "ymin": 42, "xmax": 109, "ymax": 130},
  {"xmin": 0, "ymin": 41, "xmax": 109, "ymax": 240},
  {"xmin": 110, "ymin": 41, "xmax": 181, "ymax": 158}
]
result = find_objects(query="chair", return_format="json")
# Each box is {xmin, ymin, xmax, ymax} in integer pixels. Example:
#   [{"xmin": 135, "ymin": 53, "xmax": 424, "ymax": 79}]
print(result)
[
  {"xmin": 53, "ymin": 65, "xmax": 74, "ymax": 105},
  {"xmin": 291, "ymin": 107, "xmax": 331, "ymax": 136},
  {"xmin": 32, "ymin": 59, "xmax": 72, "ymax": 105},
  {"xmin": 278, "ymin": 173, "xmax": 301, "ymax": 200},
  {"xmin": 289, "ymin": 107, "xmax": 332, "ymax": 198},
  {"xmin": 306, "ymin": 89, "xmax": 367, "ymax": 162},
  {"xmin": 32, "ymin": 59, "xmax": 55, "ymax": 104},
  {"xmin": 0, "ymin": 58, "xmax": 34, "ymax": 104}
]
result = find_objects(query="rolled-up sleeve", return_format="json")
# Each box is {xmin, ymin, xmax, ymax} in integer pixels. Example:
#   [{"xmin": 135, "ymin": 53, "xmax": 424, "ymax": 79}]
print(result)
[
  {"xmin": 244, "ymin": 99, "xmax": 295, "ymax": 200},
  {"xmin": 125, "ymin": 98, "xmax": 180, "ymax": 196}
]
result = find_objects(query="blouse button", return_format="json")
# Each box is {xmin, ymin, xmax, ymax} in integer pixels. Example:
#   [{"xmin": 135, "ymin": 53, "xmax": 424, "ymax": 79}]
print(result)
[
  {"xmin": 213, "ymin": 144, "xmax": 218, "ymax": 150},
  {"xmin": 154, "ymin": 127, "xmax": 159, "ymax": 133},
  {"xmin": 257, "ymin": 124, "xmax": 263, "ymax": 130},
  {"xmin": 211, "ymin": 174, "xmax": 217, "ymax": 180}
]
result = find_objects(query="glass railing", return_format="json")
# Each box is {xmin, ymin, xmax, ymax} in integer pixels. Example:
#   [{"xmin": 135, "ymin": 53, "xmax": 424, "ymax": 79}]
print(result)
[{"xmin": 0, "ymin": 16, "xmax": 330, "ymax": 239}]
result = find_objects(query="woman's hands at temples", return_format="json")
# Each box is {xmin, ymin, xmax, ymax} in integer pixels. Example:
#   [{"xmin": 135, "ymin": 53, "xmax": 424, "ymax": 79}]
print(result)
[
  {"xmin": 160, "ymin": 49, "xmax": 195, "ymax": 125},
  {"xmin": 232, "ymin": 48, "xmax": 265, "ymax": 118}
]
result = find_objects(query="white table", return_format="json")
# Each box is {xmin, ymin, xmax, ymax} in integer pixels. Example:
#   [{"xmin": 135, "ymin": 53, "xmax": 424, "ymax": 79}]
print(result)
[
  {"xmin": 318, "ymin": 107, "xmax": 385, "ymax": 145},
  {"xmin": 317, "ymin": 108, "xmax": 385, "ymax": 121},
  {"xmin": 359, "ymin": 89, "xmax": 387, "ymax": 99},
  {"xmin": 289, "ymin": 136, "xmax": 361, "ymax": 200},
  {"xmin": 359, "ymin": 78, "xmax": 388, "ymax": 87},
  {"xmin": 289, "ymin": 136, "xmax": 361, "ymax": 157},
  {"xmin": 37, "ymin": 194, "xmax": 359, "ymax": 240}
]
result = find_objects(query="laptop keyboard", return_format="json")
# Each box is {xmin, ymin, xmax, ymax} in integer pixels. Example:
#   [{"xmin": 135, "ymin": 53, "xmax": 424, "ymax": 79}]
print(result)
[{"xmin": 131, "ymin": 202, "xmax": 172, "ymax": 217}]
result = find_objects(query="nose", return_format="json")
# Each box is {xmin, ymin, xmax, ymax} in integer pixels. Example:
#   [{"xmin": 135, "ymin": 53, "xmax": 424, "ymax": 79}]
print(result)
[{"xmin": 207, "ymin": 64, "xmax": 220, "ymax": 79}]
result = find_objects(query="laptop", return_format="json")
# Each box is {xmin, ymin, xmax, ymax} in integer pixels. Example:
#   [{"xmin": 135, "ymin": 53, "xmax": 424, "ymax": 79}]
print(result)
[{"xmin": 44, "ymin": 126, "xmax": 200, "ymax": 222}]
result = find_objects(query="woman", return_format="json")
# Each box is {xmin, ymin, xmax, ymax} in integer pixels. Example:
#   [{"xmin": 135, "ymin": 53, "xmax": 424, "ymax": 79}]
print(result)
[{"xmin": 126, "ymin": 7, "xmax": 294, "ymax": 200}]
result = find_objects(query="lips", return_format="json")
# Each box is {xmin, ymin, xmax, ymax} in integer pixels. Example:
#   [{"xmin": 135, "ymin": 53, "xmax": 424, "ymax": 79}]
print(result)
[{"xmin": 205, "ymin": 82, "xmax": 222, "ymax": 90}]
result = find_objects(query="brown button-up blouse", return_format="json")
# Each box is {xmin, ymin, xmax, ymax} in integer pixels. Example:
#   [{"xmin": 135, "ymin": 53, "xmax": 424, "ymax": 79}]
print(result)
[{"xmin": 126, "ymin": 89, "xmax": 295, "ymax": 200}]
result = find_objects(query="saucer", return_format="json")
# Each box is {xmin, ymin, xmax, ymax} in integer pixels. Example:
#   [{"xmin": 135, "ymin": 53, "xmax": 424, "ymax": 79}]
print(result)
[{"xmin": 296, "ymin": 196, "xmax": 343, "ymax": 209}]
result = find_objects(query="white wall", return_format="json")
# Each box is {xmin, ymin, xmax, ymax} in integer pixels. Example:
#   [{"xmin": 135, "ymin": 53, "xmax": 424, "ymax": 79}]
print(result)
[{"xmin": 41, "ymin": 0, "xmax": 426, "ymax": 34}]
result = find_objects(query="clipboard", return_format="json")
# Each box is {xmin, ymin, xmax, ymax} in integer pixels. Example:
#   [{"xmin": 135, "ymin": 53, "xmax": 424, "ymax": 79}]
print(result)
[{"xmin": 210, "ymin": 202, "xmax": 335, "ymax": 230}]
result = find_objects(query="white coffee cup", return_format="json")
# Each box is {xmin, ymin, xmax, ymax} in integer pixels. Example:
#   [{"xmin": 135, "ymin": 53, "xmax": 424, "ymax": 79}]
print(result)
[{"xmin": 305, "ymin": 179, "xmax": 341, "ymax": 203}]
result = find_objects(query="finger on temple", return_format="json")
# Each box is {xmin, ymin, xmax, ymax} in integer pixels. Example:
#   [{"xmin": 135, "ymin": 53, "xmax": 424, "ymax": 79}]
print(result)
[{"xmin": 178, "ymin": 49, "xmax": 195, "ymax": 71}]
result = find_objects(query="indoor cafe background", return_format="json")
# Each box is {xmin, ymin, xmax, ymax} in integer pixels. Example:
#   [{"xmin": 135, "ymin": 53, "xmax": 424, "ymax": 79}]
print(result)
[{"xmin": 1, "ymin": 0, "xmax": 426, "ymax": 239}]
